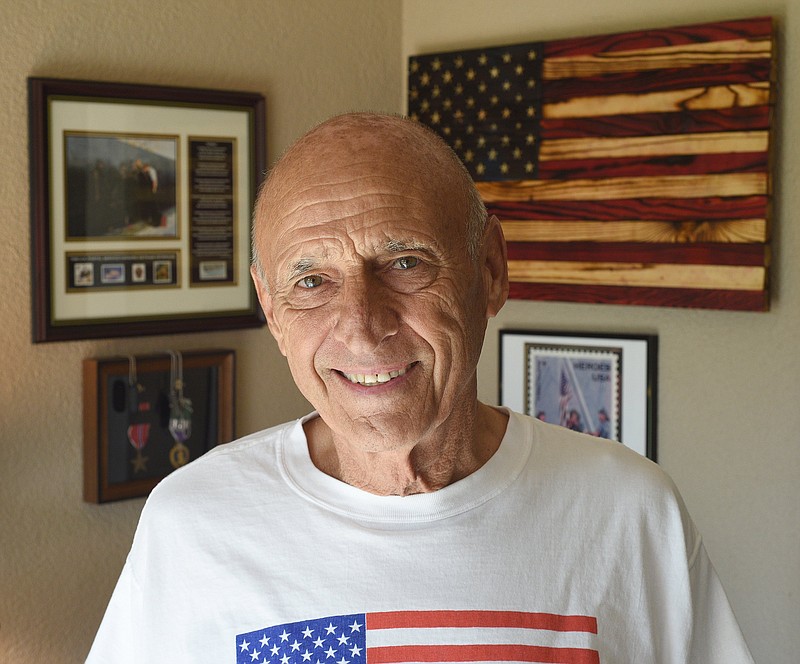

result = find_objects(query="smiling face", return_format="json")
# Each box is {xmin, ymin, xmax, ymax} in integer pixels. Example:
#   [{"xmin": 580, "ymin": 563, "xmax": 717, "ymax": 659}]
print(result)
[{"xmin": 252, "ymin": 115, "xmax": 507, "ymax": 455}]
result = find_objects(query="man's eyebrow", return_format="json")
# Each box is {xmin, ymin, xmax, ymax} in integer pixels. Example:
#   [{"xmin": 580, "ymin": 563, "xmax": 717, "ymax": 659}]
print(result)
[
  {"xmin": 286, "ymin": 257, "xmax": 319, "ymax": 281},
  {"xmin": 384, "ymin": 239, "xmax": 436, "ymax": 256}
]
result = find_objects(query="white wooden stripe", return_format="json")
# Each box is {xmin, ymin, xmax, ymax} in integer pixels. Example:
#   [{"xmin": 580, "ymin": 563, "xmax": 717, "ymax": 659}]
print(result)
[
  {"xmin": 538, "ymin": 131, "xmax": 768, "ymax": 161},
  {"xmin": 476, "ymin": 173, "xmax": 767, "ymax": 202},
  {"xmin": 543, "ymin": 83, "xmax": 771, "ymax": 119},
  {"xmin": 507, "ymin": 260, "xmax": 765, "ymax": 290}
]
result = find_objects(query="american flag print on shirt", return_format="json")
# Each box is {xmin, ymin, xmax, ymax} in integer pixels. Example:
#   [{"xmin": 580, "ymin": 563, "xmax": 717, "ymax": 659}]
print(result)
[
  {"xmin": 236, "ymin": 610, "xmax": 599, "ymax": 664},
  {"xmin": 408, "ymin": 17, "xmax": 776, "ymax": 311}
]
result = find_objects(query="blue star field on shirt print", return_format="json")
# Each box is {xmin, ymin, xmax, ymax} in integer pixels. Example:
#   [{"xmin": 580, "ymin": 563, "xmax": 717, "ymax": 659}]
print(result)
[{"xmin": 237, "ymin": 614, "xmax": 366, "ymax": 664}]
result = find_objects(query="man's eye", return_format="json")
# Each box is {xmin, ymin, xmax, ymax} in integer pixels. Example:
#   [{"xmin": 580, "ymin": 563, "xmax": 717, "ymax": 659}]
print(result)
[
  {"xmin": 393, "ymin": 256, "xmax": 419, "ymax": 270},
  {"xmin": 297, "ymin": 275, "xmax": 323, "ymax": 289}
]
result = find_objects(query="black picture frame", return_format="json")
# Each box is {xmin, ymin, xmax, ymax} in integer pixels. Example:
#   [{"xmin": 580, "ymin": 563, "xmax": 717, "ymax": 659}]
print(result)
[
  {"xmin": 29, "ymin": 77, "xmax": 266, "ymax": 342},
  {"xmin": 500, "ymin": 330, "xmax": 658, "ymax": 460},
  {"xmin": 83, "ymin": 349, "xmax": 235, "ymax": 503}
]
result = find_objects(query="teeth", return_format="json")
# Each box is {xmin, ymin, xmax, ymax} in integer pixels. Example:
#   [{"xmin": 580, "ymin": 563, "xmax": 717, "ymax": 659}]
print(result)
[{"xmin": 343, "ymin": 366, "xmax": 408, "ymax": 386}]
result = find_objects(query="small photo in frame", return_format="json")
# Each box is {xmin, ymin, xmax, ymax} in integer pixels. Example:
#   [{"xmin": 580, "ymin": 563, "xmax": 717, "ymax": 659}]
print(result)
[
  {"xmin": 153, "ymin": 260, "xmax": 173, "ymax": 284},
  {"xmin": 64, "ymin": 132, "xmax": 178, "ymax": 239},
  {"xmin": 83, "ymin": 349, "xmax": 235, "ymax": 503},
  {"xmin": 100, "ymin": 263, "xmax": 125, "ymax": 284},
  {"xmin": 500, "ymin": 330, "xmax": 657, "ymax": 460},
  {"xmin": 73, "ymin": 262, "xmax": 95, "ymax": 286},
  {"xmin": 131, "ymin": 262, "xmax": 147, "ymax": 283}
]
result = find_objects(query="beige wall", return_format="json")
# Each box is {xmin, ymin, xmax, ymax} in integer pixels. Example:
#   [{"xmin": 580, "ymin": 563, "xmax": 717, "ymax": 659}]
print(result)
[
  {"xmin": 0, "ymin": 1, "xmax": 400, "ymax": 661},
  {"xmin": 403, "ymin": 1, "xmax": 799, "ymax": 662},
  {"xmin": 1, "ymin": 0, "xmax": 797, "ymax": 662}
]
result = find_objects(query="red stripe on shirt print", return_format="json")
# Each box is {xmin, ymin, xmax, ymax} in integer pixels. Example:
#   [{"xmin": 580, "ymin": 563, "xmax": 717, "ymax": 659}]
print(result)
[
  {"xmin": 365, "ymin": 610, "xmax": 599, "ymax": 664},
  {"xmin": 367, "ymin": 610, "xmax": 597, "ymax": 632}
]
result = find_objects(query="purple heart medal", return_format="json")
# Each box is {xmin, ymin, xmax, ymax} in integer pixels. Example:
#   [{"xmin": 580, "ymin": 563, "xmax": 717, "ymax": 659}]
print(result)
[{"xmin": 167, "ymin": 351, "xmax": 193, "ymax": 469}]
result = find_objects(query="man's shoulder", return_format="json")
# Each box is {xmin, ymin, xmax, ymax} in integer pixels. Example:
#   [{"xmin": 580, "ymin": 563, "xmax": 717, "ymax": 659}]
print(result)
[
  {"xmin": 527, "ymin": 413, "xmax": 652, "ymax": 464},
  {"xmin": 516, "ymin": 413, "xmax": 695, "ymax": 546},
  {"xmin": 144, "ymin": 416, "xmax": 303, "ymax": 507},
  {"xmin": 208, "ymin": 417, "xmax": 299, "ymax": 457},
  {"xmin": 190, "ymin": 416, "xmax": 298, "ymax": 467},
  {"xmin": 519, "ymin": 412, "xmax": 678, "ymax": 501}
]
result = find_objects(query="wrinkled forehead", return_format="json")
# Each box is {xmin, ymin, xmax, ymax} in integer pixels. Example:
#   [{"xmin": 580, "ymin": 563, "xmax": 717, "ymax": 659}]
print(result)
[{"xmin": 258, "ymin": 116, "xmax": 470, "ymax": 244}]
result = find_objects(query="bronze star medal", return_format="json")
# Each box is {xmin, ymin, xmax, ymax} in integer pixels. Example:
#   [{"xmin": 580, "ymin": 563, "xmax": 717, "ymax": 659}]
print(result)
[{"xmin": 127, "ymin": 423, "xmax": 151, "ymax": 473}]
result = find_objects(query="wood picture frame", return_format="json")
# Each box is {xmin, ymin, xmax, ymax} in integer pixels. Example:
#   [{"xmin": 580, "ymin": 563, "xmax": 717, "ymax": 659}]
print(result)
[
  {"xmin": 29, "ymin": 77, "xmax": 266, "ymax": 342},
  {"xmin": 499, "ymin": 330, "xmax": 657, "ymax": 460},
  {"xmin": 83, "ymin": 349, "xmax": 235, "ymax": 503}
]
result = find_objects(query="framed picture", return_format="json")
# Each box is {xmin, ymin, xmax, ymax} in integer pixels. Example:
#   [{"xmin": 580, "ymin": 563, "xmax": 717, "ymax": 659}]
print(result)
[
  {"xmin": 499, "ymin": 330, "xmax": 657, "ymax": 460},
  {"xmin": 28, "ymin": 77, "xmax": 266, "ymax": 342},
  {"xmin": 83, "ymin": 349, "xmax": 235, "ymax": 503}
]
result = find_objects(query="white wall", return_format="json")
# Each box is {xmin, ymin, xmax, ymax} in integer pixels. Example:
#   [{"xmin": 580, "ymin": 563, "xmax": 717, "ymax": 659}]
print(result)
[{"xmin": 402, "ymin": 1, "xmax": 799, "ymax": 662}]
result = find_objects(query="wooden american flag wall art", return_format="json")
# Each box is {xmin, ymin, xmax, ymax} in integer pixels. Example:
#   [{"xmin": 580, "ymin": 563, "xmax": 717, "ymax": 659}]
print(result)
[{"xmin": 407, "ymin": 17, "xmax": 776, "ymax": 311}]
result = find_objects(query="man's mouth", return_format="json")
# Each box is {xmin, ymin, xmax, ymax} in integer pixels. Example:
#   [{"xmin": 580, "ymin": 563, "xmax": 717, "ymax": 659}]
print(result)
[{"xmin": 340, "ymin": 364, "xmax": 413, "ymax": 386}]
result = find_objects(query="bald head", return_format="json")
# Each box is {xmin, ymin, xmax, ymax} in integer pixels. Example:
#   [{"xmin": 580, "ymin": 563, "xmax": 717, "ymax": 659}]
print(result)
[{"xmin": 251, "ymin": 113, "xmax": 487, "ymax": 284}]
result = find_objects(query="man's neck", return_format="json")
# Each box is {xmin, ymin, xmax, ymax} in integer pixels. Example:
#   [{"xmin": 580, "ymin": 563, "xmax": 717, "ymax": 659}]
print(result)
[{"xmin": 304, "ymin": 403, "xmax": 508, "ymax": 496}]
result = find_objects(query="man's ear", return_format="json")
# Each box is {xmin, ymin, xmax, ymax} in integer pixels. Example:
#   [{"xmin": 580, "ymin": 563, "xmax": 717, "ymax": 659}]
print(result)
[
  {"xmin": 250, "ymin": 266, "xmax": 287, "ymax": 356},
  {"xmin": 481, "ymin": 215, "xmax": 509, "ymax": 318}
]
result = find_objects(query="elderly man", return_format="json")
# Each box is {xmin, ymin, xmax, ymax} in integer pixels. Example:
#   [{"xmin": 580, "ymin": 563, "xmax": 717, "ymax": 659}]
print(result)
[{"xmin": 87, "ymin": 114, "xmax": 753, "ymax": 663}]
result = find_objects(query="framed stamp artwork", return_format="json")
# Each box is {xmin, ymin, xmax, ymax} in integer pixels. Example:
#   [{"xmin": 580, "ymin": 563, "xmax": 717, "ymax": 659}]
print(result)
[
  {"xmin": 83, "ymin": 349, "xmax": 235, "ymax": 503},
  {"xmin": 28, "ymin": 77, "xmax": 266, "ymax": 342},
  {"xmin": 500, "ymin": 330, "xmax": 657, "ymax": 459}
]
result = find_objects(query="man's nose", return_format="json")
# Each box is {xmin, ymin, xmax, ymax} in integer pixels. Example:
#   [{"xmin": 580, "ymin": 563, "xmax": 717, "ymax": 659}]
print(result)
[{"xmin": 332, "ymin": 274, "xmax": 399, "ymax": 353}]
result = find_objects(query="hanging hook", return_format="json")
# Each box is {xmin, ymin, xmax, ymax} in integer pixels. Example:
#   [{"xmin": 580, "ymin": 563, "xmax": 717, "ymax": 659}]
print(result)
[
  {"xmin": 127, "ymin": 355, "xmax": 144, "ymax": 413},
  {"xmin": 128, "ymin": 354, "xmax": 138, "ymax": 388}
]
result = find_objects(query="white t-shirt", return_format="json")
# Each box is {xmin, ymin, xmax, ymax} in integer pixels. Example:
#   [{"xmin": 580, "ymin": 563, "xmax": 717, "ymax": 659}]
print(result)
[{"xmin": 86, "ymin": 410, "xmax": 753, "ymax": 663}]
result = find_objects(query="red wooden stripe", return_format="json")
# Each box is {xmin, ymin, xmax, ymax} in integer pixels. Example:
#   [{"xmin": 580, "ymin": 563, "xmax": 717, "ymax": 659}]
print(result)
[
  {"xmin": 540, "ymin": 107, "xmax": 772, "ymax": 139},
  {"xmin": 487, "ymin": 196, "xmax": 769, "ymax": 222},
  {"xmin": 506, "ymin": 242, "xmax": 766, "ymax": 266},
  {"xmin": 508, "ymin": 283, "xmax": 768, "ymax": 311},
  {"xmin": 367, "ymin": 610, "xmax": 597, "ymax": 633},
  {"xmin": 543, "ymin": 17, "xmax": 773, "ymax": 58},
  {"xmin": 542, "ymin": 61, "xmax": 771, "ymax": 102},
  {"xmin": 536, "ymin": 152, "xmax": 767, "ymax": 180}
]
